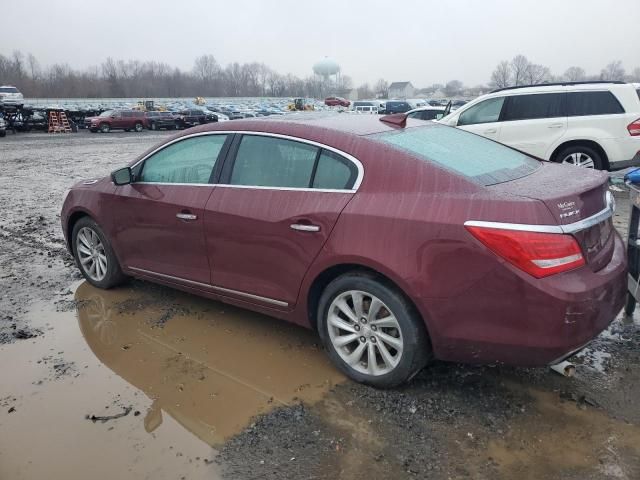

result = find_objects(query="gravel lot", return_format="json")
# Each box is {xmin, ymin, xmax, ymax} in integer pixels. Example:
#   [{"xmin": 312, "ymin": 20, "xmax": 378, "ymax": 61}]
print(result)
[{"xmin": 1, "ymin": 130, "xmax": 639, "ymax": 480}]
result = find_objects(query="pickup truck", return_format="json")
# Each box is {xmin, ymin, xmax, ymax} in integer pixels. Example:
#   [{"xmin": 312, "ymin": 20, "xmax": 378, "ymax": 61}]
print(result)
[{"xmin": 175, "ymin": 109, "xmax": 217, "ymax": 129}]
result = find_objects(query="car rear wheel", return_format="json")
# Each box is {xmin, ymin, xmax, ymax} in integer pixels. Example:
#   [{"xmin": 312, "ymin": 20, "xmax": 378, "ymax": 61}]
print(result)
[
  {"xmin": 100, "ymin": 123, "xmax": 110, "ymax": 133},
  {"xmin": 555, "ymin": 145, "xmax": 603, "ymax": 170},
  {"xmin": 72, "ymin": 217, "xmax": 127, "ymax": 289},
  {"xmin": 317, "ymin": 273, "xmax": 430, "ymax": 388},
  {"xmin": 134, "ymin": 122, "xmax": 143, "ymax": 132}
]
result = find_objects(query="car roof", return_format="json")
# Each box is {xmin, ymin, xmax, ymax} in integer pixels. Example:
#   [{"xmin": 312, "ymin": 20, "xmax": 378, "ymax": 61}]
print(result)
[
  {"xmin": 489, "ymin": 81, "xmax": 632, "ymax": 96},
  {"xmin": 185, "ymin": 112, "xmax": 411, "ymax": 136}
]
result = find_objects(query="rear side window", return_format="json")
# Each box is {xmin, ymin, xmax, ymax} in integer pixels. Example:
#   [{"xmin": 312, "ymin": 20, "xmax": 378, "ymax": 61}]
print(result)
[
  {"xmin": 457, "ymin": 97, "xmax": 505, "ymax": 126},
  {"xmin": 566, "ymin": 91, "xmax": 624, "ymax": 116},
  {"xmin": 312, "ymin": 150, "xmax": 358, "ymax": 190},
  {"xmin": 372, "ymin": 124, "xmax": 539, "ymax": 186},
  {"xmin": 502, "ymin": 93, "xmax": 565, "ymax": 121},
  {"xmin": 140, "ymin": 135, "xmax": 227, "ymax": 184},
  {"xmin": 231, "ymin": 136, "xmax": 319, "ymax": 188}
]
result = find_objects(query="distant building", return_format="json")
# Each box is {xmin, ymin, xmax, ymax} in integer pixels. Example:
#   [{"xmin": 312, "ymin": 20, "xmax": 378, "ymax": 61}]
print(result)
[{"xmin": 388, "ymin": 82, "xmax": 415, "ymax": 99}]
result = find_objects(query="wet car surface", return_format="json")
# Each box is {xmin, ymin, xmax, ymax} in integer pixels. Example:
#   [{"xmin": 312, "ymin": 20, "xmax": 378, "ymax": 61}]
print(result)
[{"xmin": 1, "ymin": 130, "xmax": 640, "ymax": 479}]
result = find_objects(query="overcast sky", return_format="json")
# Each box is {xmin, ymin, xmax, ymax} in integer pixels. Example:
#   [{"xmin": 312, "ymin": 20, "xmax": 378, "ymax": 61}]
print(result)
[{"xmin": 3, "ymin": 0, "xmax": 639, "ymax": 87}]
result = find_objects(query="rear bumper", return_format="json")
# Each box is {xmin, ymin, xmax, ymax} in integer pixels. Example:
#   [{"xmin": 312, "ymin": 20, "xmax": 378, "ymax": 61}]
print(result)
[
  {"xmin": 425, "ymin": 232, "xmax": 627, "ymax": 367},
  {"xmin": 609, "ymin": 150, "xmax": 640, "ymax": 170}
]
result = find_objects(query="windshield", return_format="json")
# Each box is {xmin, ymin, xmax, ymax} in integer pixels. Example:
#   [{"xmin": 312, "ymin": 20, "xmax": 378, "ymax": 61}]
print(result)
[
  {"xmin": 0, "ymin": 87, "xmax": 19, "ymax": 93},
  {"xmin": 99, "ymin": 110, "xmax": 114, "ymax": 117},
  {"xmin": 371, "ymin": 124, "xmax": 540, "ymax": 186}
]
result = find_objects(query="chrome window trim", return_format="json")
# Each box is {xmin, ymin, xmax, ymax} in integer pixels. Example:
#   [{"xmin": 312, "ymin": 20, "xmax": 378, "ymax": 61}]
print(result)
[
  {"xmin": 129, "ymin": 266, "xmax": 289, "ymax": 308},
  {"xmin": 464, "ymin": 204, "xmax": 613, "ymax": 235},
  {"xmin": 128, "ymin": 130, "xmax": 364, "ymax": 192},
  {"xmin": 134, "ymin": 182, "xmax": 215, "ymax": 187}
]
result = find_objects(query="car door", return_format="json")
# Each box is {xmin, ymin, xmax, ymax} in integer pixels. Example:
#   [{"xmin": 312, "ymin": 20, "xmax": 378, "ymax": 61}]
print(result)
[
  {"xmin": 111, "ymin": 111, "xmax": 125, "ymax": 129},
  {"xmin": 203, "ymin": 134, "xmax": 360, "ymax": 308},
  {"xmin": 498, "ymin": 92, "xmax": 567, "ymax": 159},
  {"xmin": 454, "ymin": 96, "xmax": 505, "ymax": 141},
  {"xmin": 110, "ymin": 133, "xmax": 231, "ymax": 284}
]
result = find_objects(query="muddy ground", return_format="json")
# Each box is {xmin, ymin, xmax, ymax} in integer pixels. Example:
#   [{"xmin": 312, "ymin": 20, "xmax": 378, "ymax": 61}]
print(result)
[{"xmin": 1, "ymin": 130, "xmax": 639, "ymax": 480}]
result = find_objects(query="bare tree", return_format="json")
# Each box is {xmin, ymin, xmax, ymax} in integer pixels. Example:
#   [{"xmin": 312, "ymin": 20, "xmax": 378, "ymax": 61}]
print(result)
[
  {"xmin": 374, "ymin": 79, "xmax": 388, "ymax": 98},
  {"xmin": 490, "ymin": 61, "xmax": 512, "ymax": 88},
  {"xmin": 524, "ymin": 64, "xmax": 551, "ymax": 85},
  {"xmin": 510, "ymin": 55, "xmax": 530, "ymax": 86},
  {"xmin": 600, "ymin": 61, "xmax": 625, "ymax": 81},
  {"xmin": 444, "ymin": 80, "xmax": 464, "ymax": 97},
  {"xmin": 630, "ymin": 67, "xmax": 640, "ymax": 82},
  {"xmin": 564, "ymin": 66, "xmax": 586, "ymax": 82}
]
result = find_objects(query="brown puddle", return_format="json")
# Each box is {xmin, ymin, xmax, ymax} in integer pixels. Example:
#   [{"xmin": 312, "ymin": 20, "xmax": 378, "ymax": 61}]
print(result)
[
  {"xmin": 0, "ymin": 281, "xmax": 344, "ymax": 479},
  {"xmin": 485, "ymin": 388, "xmax": 640, "ymax": 479}
]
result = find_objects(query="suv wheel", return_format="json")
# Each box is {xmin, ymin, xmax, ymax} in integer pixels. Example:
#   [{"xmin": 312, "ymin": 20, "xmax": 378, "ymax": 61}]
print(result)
[
  {"xmin": 317, "ymin": 273, "xmax": 430, "ymax": 388},
  {"xmin": 100, "ymin": 123, "xmax": 110, "ymax": 133},
  {"xmin": 134, "ymin": 122, "xmax": 143, "ymax": 132},
  {"xmin": 72, "ymin": 217, "xmax": 127, "ymax": 289},
  {"xmin": 555, "ymin": 145, "xmax": 603, "ymax": 170}
]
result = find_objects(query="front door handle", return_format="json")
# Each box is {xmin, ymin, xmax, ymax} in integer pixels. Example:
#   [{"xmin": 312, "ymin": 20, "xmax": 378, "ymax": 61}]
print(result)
[
  {"xmin": 176, "ymin": 212, "xmax": 198, "ymax": 221},
  {"xmin": 483, "ymin": 128, "xmax": 497, "ymax": 134},
  {"xmin": 548, "ymin": 123, "xmax": 564, "ymax": 129},
  {"xmin": 290, "ymin": 223, "xmax": 320, "ymax": 232}
]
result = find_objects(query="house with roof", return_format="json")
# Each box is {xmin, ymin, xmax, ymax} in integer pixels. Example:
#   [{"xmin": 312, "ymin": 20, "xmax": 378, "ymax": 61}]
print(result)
[{"xmin": 388, "ymin": 82, "xmax": 415, "ymax": 99}]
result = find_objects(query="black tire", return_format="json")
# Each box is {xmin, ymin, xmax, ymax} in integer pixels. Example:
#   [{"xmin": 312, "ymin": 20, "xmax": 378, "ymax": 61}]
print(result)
[
  {"xmin": 554, "ymin": 144, "xmax": 604, "ymax": 170},
  {"xmin": 317, "ymin": 272, "xmax": 430, "ymax": 388},
  {"xmin": 625, "ymin": 292, "xmax": 636, "ymax": 316},
  {"xmin": 89, "ymin": 128, "xmax": 98, "ymax": 133},
  {"xmin": 0, "ymin": 130, "xmax": 6, "ymax": 137},
  {"xmin": 124, "ymin": 129, "xmax": 130, "ymax": 132},
  {"xmin": 100, "ymin": 123, "xmax": 110, "ymax": 133},
  {"xmin": 71, "ymin": 217, "xmax": 127, "ymax": 289},
  {"xmin": 134, "ymin": 122, "xmax": 143, "ymax": 132}
]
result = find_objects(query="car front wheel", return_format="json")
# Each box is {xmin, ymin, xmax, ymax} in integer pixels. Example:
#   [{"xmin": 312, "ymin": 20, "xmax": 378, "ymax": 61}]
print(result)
[
  {"xmin": 555, "ymin": 145, "xmax": 603, "ymax": 170},
  {"xmin": 72, "ymin": 217, "xmax": 126, "ymax": 289},
  {"xmin": 134, "ymin": 122, "xmax": 143, "ymax": 132},
  {"xmin": 100, "ymin": 123, "xmax": 110, "ymax": 133},
  {"xmin": 317, "ymin": 273, "xmax": 430, "ymax": 388}
]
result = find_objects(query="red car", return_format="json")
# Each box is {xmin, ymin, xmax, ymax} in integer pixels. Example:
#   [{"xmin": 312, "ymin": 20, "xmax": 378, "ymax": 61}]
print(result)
[
  {"xmin": 85, "ymin": 110, "xmax": 146, "ymax": 133},
  {"xmin": 325, "ymin": 96, "xmax": 351, "ymax": 107},
  {"xmin": 61, "ymin": 114, "xmax": 626, "ymax": 387}
]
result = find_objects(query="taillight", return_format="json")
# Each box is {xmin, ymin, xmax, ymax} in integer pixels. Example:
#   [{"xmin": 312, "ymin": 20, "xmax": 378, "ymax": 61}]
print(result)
[
  {"xmin": 465, "ymin": 226, "xmax": 585, "ymax": 278},
  {"xmin": 628, "ymin": 118, "xmax": 640, "ymax": 136}
]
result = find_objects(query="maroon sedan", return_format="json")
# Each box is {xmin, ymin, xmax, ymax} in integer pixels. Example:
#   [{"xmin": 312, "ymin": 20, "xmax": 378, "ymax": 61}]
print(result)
[
  {"xmin": 324, "ymin": 96, "xmax": 351, "ymax": 107},
  {"xmin": 61, "ymin": 114, "xmax": 626, "ymax": 387}
]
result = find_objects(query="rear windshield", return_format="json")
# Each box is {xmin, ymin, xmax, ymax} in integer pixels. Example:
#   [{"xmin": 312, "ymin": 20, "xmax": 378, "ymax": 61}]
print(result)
[{"xmin": 372, "ymin": 124, "xmax": 540, "ymax": 186}]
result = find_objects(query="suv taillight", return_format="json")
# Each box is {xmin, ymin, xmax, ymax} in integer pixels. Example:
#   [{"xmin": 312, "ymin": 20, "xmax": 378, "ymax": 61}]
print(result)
[
  {"xmin": 465, "ymin": 226, "xmax": 585, "ymax": 278},
  {"xmin": 628, "ymin": 118, "xmax": 640, "ymax": 136}
]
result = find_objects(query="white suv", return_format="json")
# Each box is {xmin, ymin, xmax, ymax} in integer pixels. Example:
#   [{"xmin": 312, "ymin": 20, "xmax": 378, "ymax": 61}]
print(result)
[
  {"xmin": 440, "ymin": 82, "xmax": 640, "ymax": 170},
  {"xmin": 0, "ymin": 85, "xmax": 24, "ymax": 108}
]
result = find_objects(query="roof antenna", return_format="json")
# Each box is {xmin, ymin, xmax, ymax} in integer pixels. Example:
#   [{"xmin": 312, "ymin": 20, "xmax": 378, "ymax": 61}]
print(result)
[{"xmin": 379, "ymin": 113, "xmax": 407, "ymax": 127}]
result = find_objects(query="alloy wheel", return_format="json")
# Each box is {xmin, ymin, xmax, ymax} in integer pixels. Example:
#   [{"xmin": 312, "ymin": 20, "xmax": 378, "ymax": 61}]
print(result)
[
  {"xmin": 561, "ymin": 152, "xmax": 595, "ymax": 168},
  {"xmin": 76, "ymin": 227, "xmax": 108, "ymax": 282},
  {"xmin": 327, "ymin": 290, "xmax": 403, "ymax": 376}
]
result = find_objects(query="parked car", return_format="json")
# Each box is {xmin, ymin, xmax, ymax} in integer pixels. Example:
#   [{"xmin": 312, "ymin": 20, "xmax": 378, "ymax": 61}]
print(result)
[
  {"xmin": 0, "ymin": 85, "xmax": 24, "ymax": 108},
  {"xmin": 406, "ymin": 106, "xmax": 446, "ymax": 121},
  {"xmin": 381, "ymin": 100, "xmax": 414, "ymax": 114},
  {"xmin": 440, "ymin": 81, "xmax": 640, "ymax": 170},
  {"xmin": 61, "ymin": 115, "xmax": 626, "ymax": 387},
  {"xmin": 145, "ymin": 111, "xmax": 177, "ymax": 130},
  {"xmin": 0, "ymin": 117, "xmax": 6, "ymax": 137},
  {"xmin": 85, "ymin": 110, "xmax": 146, "ymax": 133},
  {"xmin": 325, "ymin": 96, "xmax": 350, "ymax": 107},
  {"xmin": 176, "ymin": 109, "xmax": 211, "ymax": 129}
]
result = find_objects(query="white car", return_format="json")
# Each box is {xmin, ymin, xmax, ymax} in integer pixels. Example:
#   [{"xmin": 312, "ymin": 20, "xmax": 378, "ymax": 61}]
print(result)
[
  {"xmin": 0, "ymin": 86, "xmax": 24, "ymax": 108},
  {"xmin": 439, "ymin": 82, "xmax": 640, "ymax": 170},
  {"xmin": 406, "ymin": 106, "xmax": 446, "ymax": 121}
]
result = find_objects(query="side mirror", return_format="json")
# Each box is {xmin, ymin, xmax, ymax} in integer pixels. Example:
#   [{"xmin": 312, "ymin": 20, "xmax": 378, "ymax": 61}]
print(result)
[{"xmin": 111, "ymin": 167, "xmax": 132, "ymax": 186}]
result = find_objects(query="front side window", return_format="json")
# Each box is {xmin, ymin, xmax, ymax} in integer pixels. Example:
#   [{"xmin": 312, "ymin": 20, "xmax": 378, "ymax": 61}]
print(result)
[
  {"xmin": 372, "ymin": 124, "xmax": 539, "ymax": 186},
  {"xmin": 566, "ymin": 91, "xmax": 625, "ymax": 116},
  {"xmin": 502, "ymin": 93, "xmax": 565, "ymax": 121},
  {"xmin": 457, "ymin": 97, "xmax": 505, "ymax": 126},
  {"xmin": 139, "ymin": 135, "xmax": 227, "ymax": 184}
]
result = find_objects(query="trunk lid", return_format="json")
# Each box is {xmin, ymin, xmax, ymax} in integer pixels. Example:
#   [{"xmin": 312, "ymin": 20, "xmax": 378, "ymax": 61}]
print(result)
[{"xmin": 490, "ymin": 162, "xmax": 614, "ymax": 271}]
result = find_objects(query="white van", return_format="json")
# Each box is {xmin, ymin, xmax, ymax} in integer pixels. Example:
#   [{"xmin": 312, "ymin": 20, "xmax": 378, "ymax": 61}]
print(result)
[{"xmin": 440, "ymin": 82, "xmax": 640, "ymax": 170}]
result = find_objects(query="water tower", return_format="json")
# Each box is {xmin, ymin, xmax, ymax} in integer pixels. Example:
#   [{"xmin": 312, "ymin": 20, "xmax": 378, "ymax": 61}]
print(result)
[{"xmin": 313, "ymin": 57, "xmax": 341, "ymax": 96}]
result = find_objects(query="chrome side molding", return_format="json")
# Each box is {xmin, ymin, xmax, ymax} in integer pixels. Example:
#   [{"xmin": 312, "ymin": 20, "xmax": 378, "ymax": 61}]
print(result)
[{"xmin": 128, "ymin": 266, "xmax": 289, "ymax": 308}]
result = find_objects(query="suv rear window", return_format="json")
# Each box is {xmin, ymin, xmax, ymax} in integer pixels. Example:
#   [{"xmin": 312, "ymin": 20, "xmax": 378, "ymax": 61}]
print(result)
[
  {"xmin": 502, "ymin": 93, "xmax": 565, "ymax": 121},
  {"xmin": 372, "ymin": 124, "xmax": 539, "ymax": 186},
  {"xmin": 566, "ymin": 91, "xmax": 624, "ymax": 116}
]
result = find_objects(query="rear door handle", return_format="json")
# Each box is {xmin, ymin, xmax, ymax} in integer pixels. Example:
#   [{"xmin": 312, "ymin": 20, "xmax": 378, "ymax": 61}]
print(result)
[
  {"xmin": 290, "ymin": 223, "xmax": 320, "ymax": 232},
  {"xmin": 548, "ymin": 123, "xmax": 564, "ymax": 129},
  {"xmin": 176, "ymin": 213, "xmax": 198, "ymax": 221},
  {"xmin": 483, "ymin": 128, "xmax": 497, "ymax": 134}
]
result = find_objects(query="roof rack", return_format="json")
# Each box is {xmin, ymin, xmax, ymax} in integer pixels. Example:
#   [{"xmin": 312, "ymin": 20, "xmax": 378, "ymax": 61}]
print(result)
[{"xmin": 490, "ymin": 81, "xmax": 626, "ymax": 93}]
